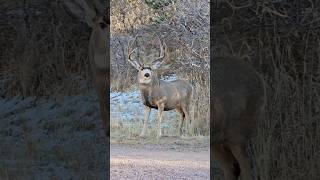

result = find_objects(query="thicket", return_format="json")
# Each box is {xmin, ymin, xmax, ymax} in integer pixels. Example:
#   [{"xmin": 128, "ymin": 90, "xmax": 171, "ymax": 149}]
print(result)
[{"xmin": 213, "ymin": 1, "xmax": 320, "ymax": 179}]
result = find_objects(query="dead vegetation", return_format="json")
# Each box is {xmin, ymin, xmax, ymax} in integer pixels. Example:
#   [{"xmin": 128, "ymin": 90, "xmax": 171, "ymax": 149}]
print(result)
[
  {"xmin": 213, "ymin": 1, "xmax": 320, "ymax": 179},
  {"xmin": 0, "ymin": 0, "xmax": 93, "ymax": 97},
  {"xmin": 0, "ymin": 1, "xmax": 108, "ymax": 179},
  {"xmin": 110, "ymin": 0, "xmax": 209, "ymax": 135},
  {"xmin": 0, "ymin": 0, "xmax": 209, "ymax": 135}
]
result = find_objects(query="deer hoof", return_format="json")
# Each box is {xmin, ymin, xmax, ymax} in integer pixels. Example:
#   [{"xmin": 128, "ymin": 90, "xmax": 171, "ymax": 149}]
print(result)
[
  {"xmin": 179, "ymin": 133, "xmax": 184, "ymax": 138},
  {"xmin": 157, "ymin": 133, "xmax": 162, "ymax": 138}
]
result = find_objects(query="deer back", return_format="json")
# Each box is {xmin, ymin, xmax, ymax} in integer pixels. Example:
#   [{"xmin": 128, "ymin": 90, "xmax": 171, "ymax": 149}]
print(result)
[{"xmin": 140, "ymin": 79, "xmax": 192, "ymax": 111}]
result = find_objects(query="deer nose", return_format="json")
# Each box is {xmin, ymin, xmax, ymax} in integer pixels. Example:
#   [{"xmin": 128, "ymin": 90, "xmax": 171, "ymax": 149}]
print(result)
[{"xmin": 145, "ymin": 73, "xmax": 150, "ymax": 77}]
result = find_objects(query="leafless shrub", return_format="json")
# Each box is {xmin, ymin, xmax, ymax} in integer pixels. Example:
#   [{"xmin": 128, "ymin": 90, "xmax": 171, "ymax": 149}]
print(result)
[
  {"xmin": 213, "ymin": 0, "xmax": 320, "ymax": 179},
  {"xmin": 1, "ymin": 1, "xmax": 209, "ymax": 132},
  {"xmin": 1, "ymin": 1, "xmax": 93, "ymax": 97},
  {"xmin": 110, "ymin": 0, "xmax": 209, "ymax": 135}
]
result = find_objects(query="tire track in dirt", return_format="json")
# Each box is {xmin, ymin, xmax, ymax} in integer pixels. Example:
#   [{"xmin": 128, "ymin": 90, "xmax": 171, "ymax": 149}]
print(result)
[{"xmin": 111, "ymin": 145, "xmax": 210, "ymax": 180}]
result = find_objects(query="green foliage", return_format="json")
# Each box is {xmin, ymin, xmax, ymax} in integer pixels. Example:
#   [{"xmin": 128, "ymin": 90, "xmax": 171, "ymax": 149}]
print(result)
[
  {"xmin": 149, "ymin": 13, "xmax": 168, "ymax": 24},
  {"xmin": 144, "ymin": 0, "xmax": 174, "ymax": 24},
  {"xmin": 143, "ymin": 0, "xmax": 173, "ymax": 10}
]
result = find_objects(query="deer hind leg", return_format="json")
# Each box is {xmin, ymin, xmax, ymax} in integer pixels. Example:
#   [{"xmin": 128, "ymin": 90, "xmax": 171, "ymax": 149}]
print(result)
[
  {"xmin": 228, "ymin": 143, "xmax": 252, "ymax": 180},
  {"xmin": 176, "ymin": 108, "xmax": 185, "ymax": 136},
  {"xmin": 140, "ymin": 106, "xmax": 151, "ymax": 137},
  {"xmin": 181, "ymin": 105, "xmax": 190, "ymax": 133},
  {"xmin": 212, "ymin": 143, "xmax": 240, "ymax": 180},
  {"xmin": 156, "ymin": 103, "xmax": 165, "ymax": 138}
]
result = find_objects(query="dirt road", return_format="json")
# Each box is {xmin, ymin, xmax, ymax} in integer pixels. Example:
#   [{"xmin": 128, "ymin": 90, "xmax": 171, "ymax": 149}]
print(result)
[{"xmin": 111, "ymin": 144, "xmax": 210, "ymax": 180}]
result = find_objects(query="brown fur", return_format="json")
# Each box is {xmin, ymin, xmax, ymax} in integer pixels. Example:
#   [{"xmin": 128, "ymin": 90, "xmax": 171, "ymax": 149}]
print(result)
[
  {"xmin": 127, "ymin": 39, "xmax": 193, "ymax": 138},
  {"xmin": 88, "ymin": 14, "xmax": 109, "ymax": 137},
  {"xmin": 63, "ymin": 0, "xmax": 109, "ymax": 137},
  {"xmin": 138, "ymin": 72, "xmax": 193, "ymax": 138},
  {"xmin": 212, "ymin": 57, "xmax": 266, "ymax": 180}
]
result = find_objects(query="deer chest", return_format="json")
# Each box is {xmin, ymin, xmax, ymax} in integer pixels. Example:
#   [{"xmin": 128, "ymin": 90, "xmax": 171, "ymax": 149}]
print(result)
[
  {"xmin": 142, "ymin": 94, "xmax": 157, "ymax": 108},
  {"xmin": 141, "ymin": 93, "xmax": 173, "ymax": 111}
]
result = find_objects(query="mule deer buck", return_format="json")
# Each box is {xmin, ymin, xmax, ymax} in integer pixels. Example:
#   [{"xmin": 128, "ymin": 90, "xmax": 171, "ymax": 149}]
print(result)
[
  {"xmin": 127, "ymin": 37, "xmax": 193, "ymax": 138},
  {"xmin": 62, "ymin": 0, "xmax": 109, "ymax": 137},
  {"xmin": 212, "ymin": 57, "xmax": 266, "ymax": 180}
]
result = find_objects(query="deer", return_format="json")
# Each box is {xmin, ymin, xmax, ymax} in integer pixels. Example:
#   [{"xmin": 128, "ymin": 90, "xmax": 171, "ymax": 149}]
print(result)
[
  {"xmin": 61, "ymin": 0, "xmax": 109, "ymax": 137},
  {"xmin": 211, "ymin": 57, "xmax": 266, "ymax": 180},
  {"xmin": 127, "ymin": 37, "xmax": 193, "ymax": 138}
]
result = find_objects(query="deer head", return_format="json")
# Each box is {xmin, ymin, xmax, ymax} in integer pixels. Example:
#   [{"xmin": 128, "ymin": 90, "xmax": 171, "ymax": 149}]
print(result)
[
  {"xmin": 61, "ymin": 0, "xmax": 109, "ymax": 68},
  {"xmin": 127, "ymin": 36, "xmax": 167, "ymax": 85},
  {"xmin": 61, "ymin": 0, "xmax": 109, "ymax": 137}
]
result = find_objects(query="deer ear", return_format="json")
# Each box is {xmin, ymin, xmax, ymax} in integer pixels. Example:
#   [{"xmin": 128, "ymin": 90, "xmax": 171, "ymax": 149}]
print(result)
[
  {"xmin": 128, "ymin": 60, "xmax": 141, "ymax": 70},
  {"xmin": 151, "ymin": 59, "xmax": 164, "ymax": 70},
  {"xmin": 62, "ymin": 0, "xmax": 96, "ymax": 28}
]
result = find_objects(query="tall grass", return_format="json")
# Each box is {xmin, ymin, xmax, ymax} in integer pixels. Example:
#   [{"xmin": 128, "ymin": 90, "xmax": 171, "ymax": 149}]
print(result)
[
  {"xmin": 1, "ymin": 0, "xmax": 210, "ymax": 134},
  {"xmin": 1, "ymin": 1, "xmax": 92, "ymax": 97},
  {"xmin": 213, "ymin": 1, "xmax": 320, "ymax": 179},
  {"xmin": 110, "ymin": 0, "xmax": 210, "ymax": 135}
]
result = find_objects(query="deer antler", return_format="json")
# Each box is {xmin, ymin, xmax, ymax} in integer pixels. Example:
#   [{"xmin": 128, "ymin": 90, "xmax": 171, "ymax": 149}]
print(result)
[
  {"xmin": 127, "ymin": 35, "xmax": 137, "ymax": 61},
  {"xmin": 60, "ymin": 0, "xmax": 104, "ymax": 27},
  {"xmin": 127, "ymin": 35, "xmax": 142, "ymax": 70},
  {"xmin": 155, "ymin": 36, "xmax": 166, "ymax": 61},
  {"xmin": 151, "ymin": 36, "xmax": 167, "ymax": 69}
]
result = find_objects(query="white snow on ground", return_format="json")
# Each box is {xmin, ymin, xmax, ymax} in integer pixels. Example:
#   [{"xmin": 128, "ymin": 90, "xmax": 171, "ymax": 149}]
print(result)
[
  {"xmin": 0, "ymin": 91, "xmax": 108, "ymax": 179},
  {"xmin": 162, "ymin": 75, "xmax": 178, "ymax": 81},
  {"xmin": 110, "ymin": 76, "xmax": 179, "ymax": 128},
  {"xmin": 0, "ymin": 75, "xmax": 180, "ymax": 178}
]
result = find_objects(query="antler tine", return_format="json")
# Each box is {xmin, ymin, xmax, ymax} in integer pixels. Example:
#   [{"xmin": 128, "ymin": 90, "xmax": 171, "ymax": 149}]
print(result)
[
  {"xmin": 61, "ymin": 0, "xmax": 96, "ymax": 27},
  {"xmin": 127, "ymin": 35, "xmax": 143, "ymax": 70},
  {"xmin": 79, "ymin": 0, "xmax": 93, "ymax": 13},
  {"xmin": 155, "ymin": 36, "xmax": 166, "ymax": 60},
  {"xmin": 127, "ymin": 35, "xmax": 140, "ymax": 62},
  {"xmin": 159, "ymin": 41, "xmax": 166, "ymax": 59},
  {"xmin": 91, "ymin": 0, "xmax": 105, "ymax": 14},
  {"xmin": 128, "ymin": 47, "xmax": 137, "ymax": 61}
]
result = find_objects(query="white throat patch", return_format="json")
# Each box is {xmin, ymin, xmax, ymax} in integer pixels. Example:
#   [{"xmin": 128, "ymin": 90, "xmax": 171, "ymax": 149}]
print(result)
[
  {"xmin": 139, "ymin": 68, "xmax": 152, "ymax": 84},
  {"xmin": 94, "ymin": 52, "xmax": 108, "ymax": 69}
]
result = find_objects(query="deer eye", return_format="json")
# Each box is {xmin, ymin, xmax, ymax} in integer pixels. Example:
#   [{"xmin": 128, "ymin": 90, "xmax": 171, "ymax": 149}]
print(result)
[{"xmin": 99, "ymin": 22, "xmax": 107, "ymax": 29}]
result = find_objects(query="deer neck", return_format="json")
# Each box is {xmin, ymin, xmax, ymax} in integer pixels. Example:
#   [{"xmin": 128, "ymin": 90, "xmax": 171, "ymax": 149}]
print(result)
[
  {"xmin": 90, "ymin": 28, "xmax": 108, "ymax": 69},
  {"xmin": 139, "ymin": 75, "xmax": 161, "ymax": 106},
  {"xmin": 139, "ymin": 74, "xmax": 160, "ymax": 87}
]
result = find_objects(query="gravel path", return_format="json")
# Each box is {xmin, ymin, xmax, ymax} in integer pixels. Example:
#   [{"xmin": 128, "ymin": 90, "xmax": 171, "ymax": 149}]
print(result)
[{"xmin": 111, "ymin": 145, "xmax": 210, "ymax": 180}]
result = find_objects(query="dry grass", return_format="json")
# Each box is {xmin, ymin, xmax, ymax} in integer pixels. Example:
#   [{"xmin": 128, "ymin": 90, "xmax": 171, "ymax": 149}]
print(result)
[
  {"xmin": 110, "ymin": 0, "xmax": 210, "ymax": 135},
  {"xmin": 3, "ymin": 0, "xmax": 317, "ymax": 179},
  {"xmin": 111, "ymin": 119, "xmax": 209, "ymax": 146},
  {"xmin": 0, "ymin": 0, "xmax": 93, "ymax": 97},
  {"xmin": 213, "ymin": 1, "xmax": 320, "ymax": 179},
  {"xmin": 1, "ymin": 0, "xmax": 210, "ymax": 134}
]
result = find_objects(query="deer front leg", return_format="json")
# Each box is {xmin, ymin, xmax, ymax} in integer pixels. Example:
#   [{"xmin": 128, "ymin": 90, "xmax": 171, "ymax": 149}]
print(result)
[
  {"xmin": 95, "ymin": 75, "xmax": 109, "ymax": 138},
  {"xmin": 140, "ymin": 106, "xmax": 151, "ymax": 137},
  {"xmin": 157, "ymin": 104, "xmax": 165, "ymax": 138}
]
